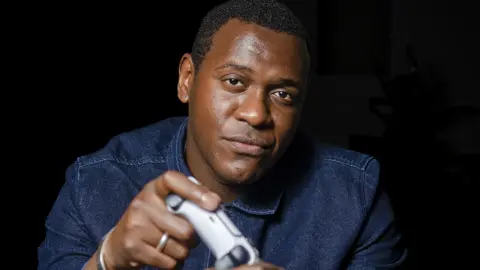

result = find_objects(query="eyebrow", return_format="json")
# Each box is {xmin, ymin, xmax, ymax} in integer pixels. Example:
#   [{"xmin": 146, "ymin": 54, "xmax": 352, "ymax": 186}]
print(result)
[
  {"xmin": 272, "ymin": 78, "xmax": 301, "ymax": 89},
  {"xmin": 215, "ymin": 63, "xmax": 254, "ymax": 72},
  {"xmin": 215, "ymin": 63, "xmax": 301, "ymax": 89}
]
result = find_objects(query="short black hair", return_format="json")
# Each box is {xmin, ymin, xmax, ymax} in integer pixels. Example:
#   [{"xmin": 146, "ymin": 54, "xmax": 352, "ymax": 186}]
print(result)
[{"xmin": 191, "ymin": 0, "xmax": 311, "ymax": 72}]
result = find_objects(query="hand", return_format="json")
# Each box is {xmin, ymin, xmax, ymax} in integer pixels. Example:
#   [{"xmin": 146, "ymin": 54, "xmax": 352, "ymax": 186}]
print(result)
[
  {"xmin": 102, "ymin": 170, "xmax": 222, "ymax": 269},
  {"xmin": 205, "ymin": 261, "xmax": 284, "ymax": 270}
]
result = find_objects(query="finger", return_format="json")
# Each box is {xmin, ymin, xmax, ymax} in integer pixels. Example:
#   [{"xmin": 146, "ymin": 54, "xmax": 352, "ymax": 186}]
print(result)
[
  {"xmin": 123, "ymin": 198, "xmax": 190, "ymax": 247},
  {"xmin": 136, "ymin": 226, "xmax": 189, "ymax": 261},
  {"xmin": 142, "ymin": 200, "xmax": 195, "ymax": 242},
  {"xmin": 205, "ymin": 261, "xmax": 283, "ymax": 270},
  {"xmin": 140, "ymin": 177, "xmax": 199, "ymax": 244},
  {"xmin": 184, "ymin": 232, "xmax": 200, "ymax": 249},
  {"xmin": 128, "ymin": 196, "xmax": 195, "ymax": 262},
  {"xmin": 166, "ymin": 234, "xmax": 200, "ymax": 250},
  {"xmin": 106, "ymin": 223, "xmax": 176, "ymax": 269},
  {"xmin": 133, "ymin": 243, "xmax": 178, "ymax": 269},
  {"xmin": 138, "ymin": 182, "xmax": 168, "ymax": 211},
  {"xmin": 232, "ymin": 261, "xmax": 284, "ymax": 270},
  {"xmin": 156, "ymin": 170, "xmax": 222, "ymax": 211},
  {"xmin": 162, "ymin": 235, "xmax": 190, "ymax": 260}
]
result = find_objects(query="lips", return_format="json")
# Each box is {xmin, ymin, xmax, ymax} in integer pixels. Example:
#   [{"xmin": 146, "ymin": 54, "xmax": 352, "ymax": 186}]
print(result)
[{"xmin": 222, "ymin": 135, "xmax": 274, "ymax": 156}]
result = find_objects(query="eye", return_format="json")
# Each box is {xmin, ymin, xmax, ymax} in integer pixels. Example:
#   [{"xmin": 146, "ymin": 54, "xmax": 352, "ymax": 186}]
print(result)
[
  {"xmin": 272, "ymin": 90, "xmax": 292, "ymax": 101},
  {"xmin": 226, "ymin": 78, "xmax": 242, "ymax": 86}
]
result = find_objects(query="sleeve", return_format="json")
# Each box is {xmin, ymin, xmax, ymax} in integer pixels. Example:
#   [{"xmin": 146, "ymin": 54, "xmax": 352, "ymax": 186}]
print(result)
[
  {"xmin": 347, "ymin": 158, "xmax": 408, "ymax": 269},
  {"xmin": 37, "ymin": 160, "xmax": 97, "ymax": 270}
]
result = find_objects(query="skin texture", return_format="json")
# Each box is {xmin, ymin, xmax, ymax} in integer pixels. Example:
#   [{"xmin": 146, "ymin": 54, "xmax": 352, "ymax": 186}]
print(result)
[
  {"xmin": 83, "ymin": 171, "xmax": 222, "ymax": 269},
  {"xmin": 178, "ymin": 19, "xmax": 310, "ymax": 202},
  {"xmin": 83, "ymin": 19, "xmax": 310, "ymax": 270}
]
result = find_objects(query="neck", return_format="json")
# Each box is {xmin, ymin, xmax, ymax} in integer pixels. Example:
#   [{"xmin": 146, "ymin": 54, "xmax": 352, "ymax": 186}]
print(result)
[{"xmin": 184, "ymin": 132, "xmax": 243, "ymax": 203}]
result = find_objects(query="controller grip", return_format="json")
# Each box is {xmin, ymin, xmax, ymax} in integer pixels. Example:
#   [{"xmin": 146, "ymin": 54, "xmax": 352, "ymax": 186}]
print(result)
[
  {"xmin": 165, "ymin": 193, "xmax": 242, "ymax": 259},
  {"xmin": 164, "ymin": 177, "xmax": 260, "ymax": 269}
]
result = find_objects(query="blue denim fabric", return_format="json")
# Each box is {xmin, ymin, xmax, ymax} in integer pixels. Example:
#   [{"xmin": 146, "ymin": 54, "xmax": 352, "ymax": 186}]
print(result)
[{"xmin": 38, "ymin": 116, "xmax": 407, "ymax": 269}]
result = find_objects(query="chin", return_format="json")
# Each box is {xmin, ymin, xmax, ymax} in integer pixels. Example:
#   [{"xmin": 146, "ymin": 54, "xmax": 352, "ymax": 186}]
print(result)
[{"xmin": 217, "ymin": 159, "xmax": 265, "ymax": 185}]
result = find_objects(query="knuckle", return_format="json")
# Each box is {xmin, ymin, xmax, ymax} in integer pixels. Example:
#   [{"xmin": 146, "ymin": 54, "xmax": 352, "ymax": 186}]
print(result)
[
  {"xmin": 174, "ymin": 220, "xmax": 195, "ymax": 240},
  {"xmin": 129, "ymin": 199, "xmax": 144, "ymax": 211},
  {"xmin": 162, "ymin": 170, "xmax": 176, "ymax": 183},
  {"xmin": 144, "ymin": 178, "xmax": 160, "ymax": 193},
  {"xmin": 162, "ymin": 170, "xmax": 186, "ymax": 188},
  {"xmin": 124, "ymin": 216, "xmax": 143, "ymax": 232},
  {"xmin": 122, "ymin": 237, "xmax": 137, "ymax": 253},
  {"xmin": 181, "ymin": 225, "xmax": 195, "ymax": 239},
  {"xmin": 177, "ymin": 247, "xmax": 189, "ymax": 260},
  {"xmin": 164, "ymin": 259, "xmax": 177, "ymax": 269}
]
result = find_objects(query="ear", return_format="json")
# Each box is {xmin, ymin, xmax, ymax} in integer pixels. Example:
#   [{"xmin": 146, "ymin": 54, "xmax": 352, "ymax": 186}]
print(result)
[{"xmin": 177, "ymin": 53, "xmax": 195, "ymax": 104}]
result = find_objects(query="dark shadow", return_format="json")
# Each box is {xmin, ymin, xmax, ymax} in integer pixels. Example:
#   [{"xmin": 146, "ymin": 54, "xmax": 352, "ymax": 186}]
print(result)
[{"xmin": 350, "ymin": 45, "xmax": 478, "ymax": 268}]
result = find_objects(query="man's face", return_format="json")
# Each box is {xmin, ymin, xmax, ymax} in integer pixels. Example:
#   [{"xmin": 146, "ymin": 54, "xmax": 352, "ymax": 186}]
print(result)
[{"xmin": 180, "ymin": 19, "xmax": 310, "ymax": 184}]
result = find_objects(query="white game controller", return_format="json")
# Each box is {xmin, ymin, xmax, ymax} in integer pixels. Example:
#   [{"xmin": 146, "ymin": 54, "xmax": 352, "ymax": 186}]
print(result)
[{"xmin": 165, "ymin": 176, "xmax": 260, "ymax": 270}]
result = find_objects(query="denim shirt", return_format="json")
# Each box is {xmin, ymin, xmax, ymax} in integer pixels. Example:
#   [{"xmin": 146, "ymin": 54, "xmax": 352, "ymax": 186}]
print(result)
[{"xmin": 38, "ymin": 116, "xmax": 407, "ymax": 269}]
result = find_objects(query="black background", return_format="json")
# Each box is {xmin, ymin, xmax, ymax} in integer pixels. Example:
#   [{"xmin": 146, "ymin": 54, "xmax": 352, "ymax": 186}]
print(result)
[{"xmin": 10, "ymin": 0, "xmax": 478, "ymax": 268}]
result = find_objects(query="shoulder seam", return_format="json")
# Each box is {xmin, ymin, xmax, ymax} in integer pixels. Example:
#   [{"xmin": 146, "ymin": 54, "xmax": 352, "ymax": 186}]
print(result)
[{"xmin": 322, "ymin": 156, "xmax": 372, "ymax": 171}]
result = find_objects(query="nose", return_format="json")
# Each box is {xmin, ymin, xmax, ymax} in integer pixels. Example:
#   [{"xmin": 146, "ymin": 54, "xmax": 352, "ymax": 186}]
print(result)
[{"xmin": 234, "ymin": 89, "xmax": 271, "ymax": 128}]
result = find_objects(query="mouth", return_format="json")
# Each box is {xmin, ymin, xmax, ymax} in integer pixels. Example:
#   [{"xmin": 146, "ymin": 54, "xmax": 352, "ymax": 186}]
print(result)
[{"xmin": 223, "ymin": 136, "xmax": 274, "ymax": 157}]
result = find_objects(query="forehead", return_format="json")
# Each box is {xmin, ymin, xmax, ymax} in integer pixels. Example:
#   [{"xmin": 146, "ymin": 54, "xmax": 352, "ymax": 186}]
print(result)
[{"xmin": 202, "ymin": 19, "xmax": 309, "ymax": 78}]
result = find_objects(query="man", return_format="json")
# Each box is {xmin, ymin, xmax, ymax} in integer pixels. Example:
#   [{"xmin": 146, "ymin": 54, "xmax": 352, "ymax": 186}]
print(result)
[{"xmin": 38, "ymin": 0, "xmax": 407, "ymax": 269}]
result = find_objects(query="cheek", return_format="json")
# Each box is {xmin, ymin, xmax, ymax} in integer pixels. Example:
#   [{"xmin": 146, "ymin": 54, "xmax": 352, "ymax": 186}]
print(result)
[
  {"xmin": 212, "ymin": 90, "xmax": 238, "ymax": 124},
  {"xmin": 271, "ymin": 109, "xmax": 298, "ymax": 141},
  {"xmin": 192, "ymin": 84, "xmax": 237, "ymax": 139}
]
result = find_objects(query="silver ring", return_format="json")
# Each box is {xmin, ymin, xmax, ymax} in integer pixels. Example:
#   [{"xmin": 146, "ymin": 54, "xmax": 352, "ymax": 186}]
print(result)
[{"xmin": 156, "ymin": 233, "xmax": 169, "ymax": 252}]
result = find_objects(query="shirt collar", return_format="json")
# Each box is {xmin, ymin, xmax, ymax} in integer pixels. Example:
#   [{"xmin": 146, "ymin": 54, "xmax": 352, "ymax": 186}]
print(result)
[{"xmin": 166, "ymin": 117, "xmax": 284, "ymax": 216}]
